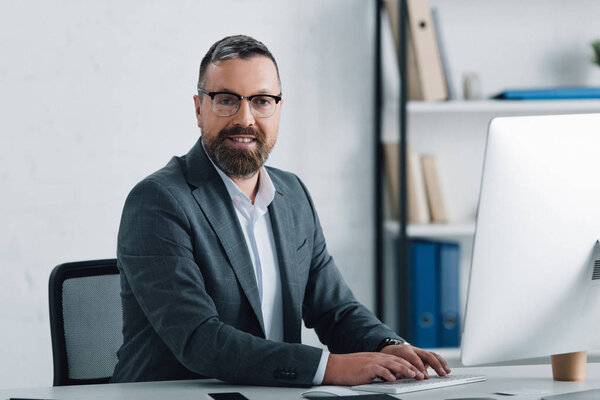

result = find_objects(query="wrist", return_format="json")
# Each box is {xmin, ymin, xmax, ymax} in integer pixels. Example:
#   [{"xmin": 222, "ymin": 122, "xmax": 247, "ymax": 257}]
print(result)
[
  {"xmin": 376, "ymin": 337, "xmax": 409, "ymax": 352},
  {"xmin": 322, "ymin": 354, "xmax": 339, "ymax": 385}
]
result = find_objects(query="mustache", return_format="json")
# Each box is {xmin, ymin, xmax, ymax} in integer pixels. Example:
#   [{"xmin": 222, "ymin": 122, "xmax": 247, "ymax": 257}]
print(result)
[{"xmin": 218, "ymin": 126, "xmax": 264, "ymax": 141}]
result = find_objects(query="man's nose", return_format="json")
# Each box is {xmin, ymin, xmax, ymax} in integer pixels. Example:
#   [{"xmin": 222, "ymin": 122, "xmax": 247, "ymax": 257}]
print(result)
[{"xmin": 232, "ymin": 99, "xmax": 255, "ymax": 127}]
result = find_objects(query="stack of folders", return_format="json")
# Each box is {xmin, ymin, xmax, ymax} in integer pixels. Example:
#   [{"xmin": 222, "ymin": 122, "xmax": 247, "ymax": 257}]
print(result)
[
  {"xmin": 384, "ymin": 143, "xmax": 448, "ymax": 224},
  {"xmin": 398, "ymin": 239, "xmax": 460, "ymax": 348},
  {"xmin": 385, "ymin": 0, "xmax": 450, "ymax": 101}
]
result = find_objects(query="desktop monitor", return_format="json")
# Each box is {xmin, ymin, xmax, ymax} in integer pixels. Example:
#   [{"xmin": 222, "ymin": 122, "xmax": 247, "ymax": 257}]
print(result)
[{"xmin": 461, "ymin": 113, "xmax": 600, "ymax": 366}]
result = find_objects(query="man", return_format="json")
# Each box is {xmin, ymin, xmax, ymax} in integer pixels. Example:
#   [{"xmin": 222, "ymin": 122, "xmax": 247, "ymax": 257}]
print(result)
[{"xmin": 112, "ymin": 35, "xmax": 450, "ymax": 386}]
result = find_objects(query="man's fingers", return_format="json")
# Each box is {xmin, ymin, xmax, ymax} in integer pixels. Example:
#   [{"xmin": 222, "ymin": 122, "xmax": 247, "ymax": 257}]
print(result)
[
  {"xmin": 381, "ymin": 357, "xmax": 422, "ymax": 380},
  {"xmin": 435, "ymin": 352, "xmax": 452, "ymax": 373},
  {"xmin": 418, "ymin": 350, "xmax": 448, "ymax": 376},
  {"xmin": 400, "ymin": 348, "xmax": 428, "ymax": 373},
  {"xmin": 398, "ymin": 357, "xmax": 426, "ymax": 379},
  {"xmin": 380, "ymin": 346, "xmax": 432, "ymax": 378},
  {"xmin": 373, "ymin": 364, "xmax": 397, "ymax": 382},
  {"xmin": 324, "ymin": 352, "xmax": 444, "ymax": 386}
]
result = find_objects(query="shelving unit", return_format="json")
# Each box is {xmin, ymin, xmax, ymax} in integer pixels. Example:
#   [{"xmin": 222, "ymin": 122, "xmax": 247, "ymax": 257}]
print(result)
[
  {"xmin": 375, "ymin": 0, "xmax": 600, "ymax": 343},
  {"xmin": 381, "ymin": 97, "xmax": 600, "ymax": 334}
]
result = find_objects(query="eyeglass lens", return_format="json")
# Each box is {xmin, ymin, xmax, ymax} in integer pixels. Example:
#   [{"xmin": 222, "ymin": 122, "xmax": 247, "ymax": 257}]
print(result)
[{"xmin": 212, "ymin": 93, "xmax": 277, "ymax": 117}]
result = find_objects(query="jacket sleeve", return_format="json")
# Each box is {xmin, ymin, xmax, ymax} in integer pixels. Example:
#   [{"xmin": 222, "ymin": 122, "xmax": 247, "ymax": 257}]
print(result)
[
  {"xmin": 296, "ymin": 177, "xmax": 405, "ymax": 353},
  {"xmin": 117, "ymin": 178, "xmax": 322, "ymax": 386}
]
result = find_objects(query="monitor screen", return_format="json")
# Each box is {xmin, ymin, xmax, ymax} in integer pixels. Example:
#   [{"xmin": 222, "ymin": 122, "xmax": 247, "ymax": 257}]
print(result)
[{"xmin": 461, "ymin": 113, "xmax": 600, "ymax": 366}]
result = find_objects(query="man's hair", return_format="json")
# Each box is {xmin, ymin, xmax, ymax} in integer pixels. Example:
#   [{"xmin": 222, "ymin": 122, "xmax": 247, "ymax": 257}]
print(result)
[{"xmin": 197, "ymin": 35, "xmax": 280, "ymax": 90}]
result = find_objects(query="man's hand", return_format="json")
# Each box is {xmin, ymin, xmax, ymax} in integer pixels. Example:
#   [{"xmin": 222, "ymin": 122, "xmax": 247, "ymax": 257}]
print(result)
[
  {"xmin": 380, "ymin": 344, "xmax": 451, "ymax": 379},
  {"xmin": 322, "ymin": 352, "xmax": 426, "ymax": 386}
]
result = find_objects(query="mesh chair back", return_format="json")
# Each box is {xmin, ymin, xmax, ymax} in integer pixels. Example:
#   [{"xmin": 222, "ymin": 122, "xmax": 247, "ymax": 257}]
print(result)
[{"xmin": 49, "ymin": 259, "xmax": 123, "ymax": 386}]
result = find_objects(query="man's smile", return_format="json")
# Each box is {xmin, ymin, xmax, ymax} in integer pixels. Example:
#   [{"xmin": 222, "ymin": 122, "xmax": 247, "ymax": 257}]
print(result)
[{"xmin": 227, "ymin": 135, "xmax": 258, "ymax": 148}]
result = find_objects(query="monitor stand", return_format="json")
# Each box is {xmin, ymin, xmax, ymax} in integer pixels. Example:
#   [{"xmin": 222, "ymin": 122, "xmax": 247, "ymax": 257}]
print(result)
[{"xmin": 551, "ymin": 351, "xmax": 587, "ymax": 381}]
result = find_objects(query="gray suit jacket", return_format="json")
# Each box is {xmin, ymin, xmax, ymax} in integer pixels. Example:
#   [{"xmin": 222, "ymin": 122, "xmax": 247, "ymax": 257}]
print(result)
[{"xmin": 111, "ymin": 139, "xmax": 401, "ymax": 386}]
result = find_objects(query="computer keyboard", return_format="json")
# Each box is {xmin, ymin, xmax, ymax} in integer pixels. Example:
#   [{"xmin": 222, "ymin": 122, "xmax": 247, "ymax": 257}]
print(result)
[{"xmin": 351, "ymin": 374, "xmax": 487, "ymax": 394}]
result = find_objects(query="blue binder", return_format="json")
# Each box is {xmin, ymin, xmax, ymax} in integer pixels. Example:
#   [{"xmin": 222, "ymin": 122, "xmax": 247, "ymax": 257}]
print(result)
[
  {"xmin": 409, "ymin": 241, "xmax": 439, "ymax": 348},
  {"xmin": 438, "ymin": 242, "xmax": 460, "ymax": 347},
  {"xmin": 493, "ymin": 87, "xmax": 600, "ymax": 100}
]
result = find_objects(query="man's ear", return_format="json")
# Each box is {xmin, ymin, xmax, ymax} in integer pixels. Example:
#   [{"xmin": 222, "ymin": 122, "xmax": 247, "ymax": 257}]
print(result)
[{"xmin": 193, "ymin": 94, "xmax": 202, "ymax": 128}]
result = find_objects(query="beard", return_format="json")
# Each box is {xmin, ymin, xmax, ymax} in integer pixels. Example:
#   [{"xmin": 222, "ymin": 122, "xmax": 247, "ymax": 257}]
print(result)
[{"xmin": 201, "ymin": 125, "xmax": 274, "ymax": 179}]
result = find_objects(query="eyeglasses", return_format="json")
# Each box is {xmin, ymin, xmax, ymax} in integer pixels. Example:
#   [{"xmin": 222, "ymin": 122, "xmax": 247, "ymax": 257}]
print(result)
[{"xmin": 198, "ymin": 88, "xmax": 282, "ymax": 118}]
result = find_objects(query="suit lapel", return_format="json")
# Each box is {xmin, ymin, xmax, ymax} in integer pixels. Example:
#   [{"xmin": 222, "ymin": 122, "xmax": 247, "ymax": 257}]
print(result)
[
  {"xmin": 185, "ymin": 140, "xmax": 265, "ymax": 336},
  {"xmin": 269, "ymin": 189, "xmax": 302, "ymax": 343}
]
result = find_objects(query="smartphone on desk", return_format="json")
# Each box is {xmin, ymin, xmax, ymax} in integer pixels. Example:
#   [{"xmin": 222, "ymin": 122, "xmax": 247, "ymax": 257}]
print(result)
[{"xmin": 207, "ymin": 393, "xmax": 249, "ymax": 400}]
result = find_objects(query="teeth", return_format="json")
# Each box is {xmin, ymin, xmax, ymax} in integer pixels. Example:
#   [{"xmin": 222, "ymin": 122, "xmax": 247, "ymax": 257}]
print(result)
[{"xmin": 231, "ymin": 137, "xmax": 253, "ymax": 143}]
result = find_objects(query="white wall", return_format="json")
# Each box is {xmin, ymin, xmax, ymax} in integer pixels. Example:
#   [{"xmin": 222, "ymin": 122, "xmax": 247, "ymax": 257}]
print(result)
[{"xmin": 0, "ymin": 0, "xmax": 376, "ymax": 388}]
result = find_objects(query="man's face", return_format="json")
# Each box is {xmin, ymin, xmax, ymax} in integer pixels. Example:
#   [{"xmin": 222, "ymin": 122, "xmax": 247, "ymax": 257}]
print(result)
[{"xmin": 194, "ymin": 56, "xmax": 282, "ymax": 179}]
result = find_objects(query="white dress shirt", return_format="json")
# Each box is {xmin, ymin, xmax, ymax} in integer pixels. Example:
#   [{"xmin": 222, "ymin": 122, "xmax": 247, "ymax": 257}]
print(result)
[
  {"xmin": 214, "ymin": 164, "xmax": 283, "ymax": 341},
  {"xmin": 210, "ymin": 159, "xmax": 329, "ymax": 384}
]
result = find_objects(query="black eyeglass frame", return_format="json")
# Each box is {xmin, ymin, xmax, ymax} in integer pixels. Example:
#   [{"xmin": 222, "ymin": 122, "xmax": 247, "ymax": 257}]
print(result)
[{"xmin": 198, "ymin": 88, "xmax": 282, "ymax": 118}]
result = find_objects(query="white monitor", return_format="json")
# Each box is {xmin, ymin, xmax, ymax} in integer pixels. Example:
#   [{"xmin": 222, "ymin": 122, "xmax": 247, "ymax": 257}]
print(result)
[{"xmin": 461, "ymin": 113, "xmax": 600, "ymax": 366}]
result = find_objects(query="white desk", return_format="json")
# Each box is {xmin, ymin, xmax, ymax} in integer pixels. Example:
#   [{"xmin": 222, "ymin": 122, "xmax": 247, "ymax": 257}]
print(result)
[{"xmin": 2, "ymin": 364, "xmax": 600, "ymax": 400}]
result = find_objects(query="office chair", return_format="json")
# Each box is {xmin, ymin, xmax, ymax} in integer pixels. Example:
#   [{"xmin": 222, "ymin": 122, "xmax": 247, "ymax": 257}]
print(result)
[{"xmin": 48, "ymin": 259, "xmax": 123, "ymax": 386}]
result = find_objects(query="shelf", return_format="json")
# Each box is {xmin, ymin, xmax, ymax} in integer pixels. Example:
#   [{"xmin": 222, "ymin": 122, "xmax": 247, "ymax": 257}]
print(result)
[
  {"xmin": 405, "ymin": 99, "xmax": 600, "ymax": 114},
  {"xmin": 385, "ymin": 220, "xmax": 476, "ymax": 239}
]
